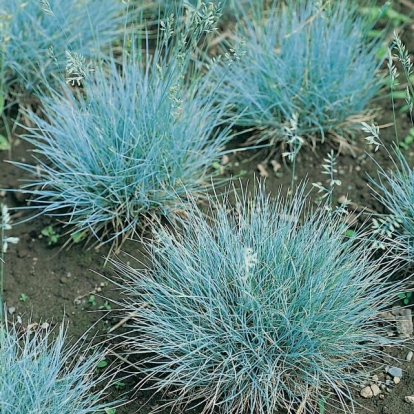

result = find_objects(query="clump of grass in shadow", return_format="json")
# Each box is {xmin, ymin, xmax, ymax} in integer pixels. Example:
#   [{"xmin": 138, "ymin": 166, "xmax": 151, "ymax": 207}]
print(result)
[
  {"xmin": 365, "ymin": 33, "xmax": 414, "ymax": 261},
  {"xmin": 0, "ymin": 0, "xmax": 133, "ymax": 110},
  {"xmin": 0, "ymin": 320, "xmax": 120, "ymax": 413},
  {"xmin": 212, "ymin": 0, "xmax": 387, "ymax": 152},
  {"xmin": 110, "ymin": 183, "xmax": 407, "ymax": 414},
  {"xmin": 8, "ymin": 2, "xmax": 237, "ymax": 250}
]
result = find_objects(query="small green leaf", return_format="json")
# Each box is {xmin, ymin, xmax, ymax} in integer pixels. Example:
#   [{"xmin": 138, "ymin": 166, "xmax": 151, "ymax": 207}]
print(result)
[
  {"xmin": 392, "ymin": 91, "xmax": 407, "ymax": 100},
  {"xmin": 88, "ymin": 295, "xmax": 97, "ymax": 306},
  {"xmin": 398, "ymin": 292, "xmax": 406, "ymax": 299},
  {"xmin": 0, "ymin": 134, "xmax": 10, "ymax": 150},
  {"xmin": 71, "ymin": 230, "xmax": 88, "ymax": 243},
  {"xmin": 114, "ymin": 381, "xmax": 125, "ymax": 390},
  {"xmin": 97, "ymin": 359, "xmax": 108, "ymax": 369},
  {"xmin": 19, "ymin": 293, "xmax": 28, "ymax": 302}
]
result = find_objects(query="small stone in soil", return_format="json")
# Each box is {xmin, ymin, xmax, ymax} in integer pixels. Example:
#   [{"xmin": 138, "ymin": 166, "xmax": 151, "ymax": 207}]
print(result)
[
  {"xmin": 395, "ymin": 309, "xmax": 413, "ymax": 337},
  {"xmin": 386, "ymin": 366, "xmax": 403, "ymax": 379},
  {"xmin": 371, "ymin": 384, "xmax": 381, "ymax": 396},
  {"xmin": 360, "ymin": 386, "xmax": 374, "ymax": 399},
  {"xmin": 406, "ymin": 351, "xmax": 413, "ymax": 362},
  {"xmin": 405, "ymin": 396, "xmax": 414, "ymax": 404}
]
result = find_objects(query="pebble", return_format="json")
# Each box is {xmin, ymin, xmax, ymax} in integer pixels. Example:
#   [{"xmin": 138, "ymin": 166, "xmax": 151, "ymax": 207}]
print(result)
[
  {"xmin": 394, "ymin": 377, "xmax": 401, "ymax": 385},
  {"xmin": 371, "ymin": 384, "xmax": 381, "ymax": 396},
  {"xmin": 405, "ymin": 396, "xmax": 414, "ymax": 404},
  {"xmin": 407, "ymin": 351, "xmax": 413, "ymax": 362},
  {"xmin": 360, "ymin": 386, "xmax": 374, "ymax": 399},
  {"xmin": 387, "ymin": 366, "xmax": 403, "ymax": 379},
  {"xmin": 391, "ymin": 308, "xmax": 413, "ymax": 337},
  {"xmin": 360, "ymin": 384, "xmax": 382, "ymax": 399}
]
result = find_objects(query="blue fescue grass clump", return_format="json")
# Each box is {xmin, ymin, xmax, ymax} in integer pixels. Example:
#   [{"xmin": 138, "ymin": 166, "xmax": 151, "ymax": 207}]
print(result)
[
  {"xmin": 0, "ymin": 0, "xmax": 131, "ymax": 108},
  {"xmin": 365, "ymin": 34, "xmax": 414, "ymax": 260},
  {"xmin": 213, "ymin": 0, "xmax": 385, "ymax": 149},
  {"xmin": 0, "ymin": 321, "xmax": 119, "ymax": 413},
  {"xmin": 369, "ymin": 145, "xmax": 414, "ymax": 259},
  {"xmin": 110, "ymin": 185, "xmax": 407, "ymax": 414},
  {"xmin": 10, "ymin": 2, "xmax": 235, "ymax": 248}
]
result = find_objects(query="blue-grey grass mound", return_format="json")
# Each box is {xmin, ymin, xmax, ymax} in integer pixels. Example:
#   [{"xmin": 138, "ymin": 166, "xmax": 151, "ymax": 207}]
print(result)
[{"xmin": 111, "ymin": 185, "xmax": 406, "ymax": 413}]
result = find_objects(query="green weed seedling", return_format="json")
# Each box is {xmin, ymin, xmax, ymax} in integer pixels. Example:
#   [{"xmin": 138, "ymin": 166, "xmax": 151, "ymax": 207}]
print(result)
[
  {"xmin": 19, "ymin": 293, "xmax": 29, "ymax": 302},
  {"xmin": 99, "ymin": 301, "xmax": 111, "ymax": 311},
  {"xmin": 398, "ymin": 292, "xmax": 413, "ymax": 305},
  {"xmin": 71, "ymin": 230, "xmax": 88, "ymax": 244},
  {"xmin": 96, "ymin": 358, "xmax": 108, "ymax": 375},
  {"xmin": 88, "ymin": 295, "xmax": 97, "ymax": 306},
  {"xmin": 114, "ymin": 381, "xmax": 125, "ymax": 390},
  {"xmin": 399, "ymin": 128, "xmax": 414, "ymax": 150},
  {"xmin": 19, "ymin": 293, "xmax": 28, "ymax": 302},
  {"xmin": 41, "ymin": 226, "xmax": 59, "ymax": 245}
]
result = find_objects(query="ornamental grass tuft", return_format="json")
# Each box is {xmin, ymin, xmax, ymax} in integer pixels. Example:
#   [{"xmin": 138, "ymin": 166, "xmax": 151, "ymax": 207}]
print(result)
[
  {"xmin": 0, "ymin": 0, "xmax": 132, "ymax": 109},
  {"xmin": 0, "ymin": 320, "xmax": 119, "ymax": 413},
  {"xmin": 366, "ymin": 34, "xmax": 414, "ymax": 260},
  {"xmin": 369, "ymin": 143, "xmax": 414, "ymax": 260},
  {"xmin": 110, "ymin": 184, "xmax": 407, "ymax": 414},
  {"xmin": 213, "ymin": 0, "xmax": 385, "ymax": 150},
  {"xmin": 10, "ymin": 2, "xmax": 236, "ymax": 248}
]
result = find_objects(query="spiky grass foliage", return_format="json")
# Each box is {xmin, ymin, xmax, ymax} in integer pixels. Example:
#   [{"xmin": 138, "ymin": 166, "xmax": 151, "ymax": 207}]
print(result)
[
  {"xmin": 369, "ymin": 144, "xmax": 414, "ymax": 259},
  {"xmin": 9, "ymin": 2, "xmax": 235, "ymax": 248},
  {"xmin": 212, "ymin": 0, "xmax": 385, "ymax": 150},
  {"xmin": 110, "ymin": 185, "xmax": 406, "ymax": 414},
  {"xmin": 0, "ymin": 0, "xmax": 132, "ymax": 108},
  {"xmin": 0, "ymin": 320, "xmax": 119, "ymax": 413},
  {"xmin": 366, "ymin": 34, "xmax": 414, "ymax": 259}
]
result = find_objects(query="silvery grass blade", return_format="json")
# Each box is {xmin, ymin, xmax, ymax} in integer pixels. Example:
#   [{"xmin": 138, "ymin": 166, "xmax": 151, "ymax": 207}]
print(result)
[
  {"xmin": 109, "ymin": 182, "xmax": 408, "ymax": 414},
  {"xmin": 0, "ymin": 319, "xmax": 121, "ymax": 413},
  {"xmin": 6, "ymin": 6, "xmax": 238, "ymax": 249},
  {"xmin": 212, "ymin": 0, "xmax": 385, "ymax": 150},
  {"xmin": 1, "ymin": 0, "xmax": 137, "ymax": 108}
]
